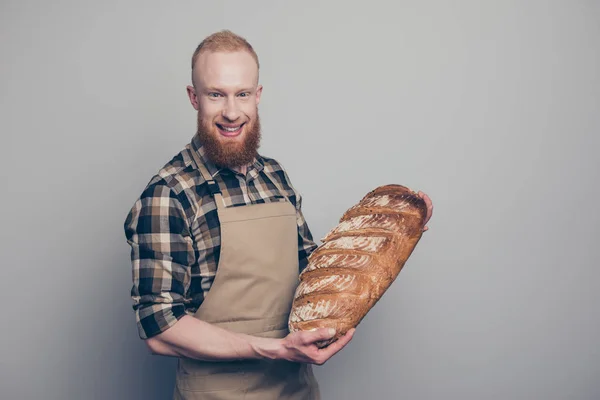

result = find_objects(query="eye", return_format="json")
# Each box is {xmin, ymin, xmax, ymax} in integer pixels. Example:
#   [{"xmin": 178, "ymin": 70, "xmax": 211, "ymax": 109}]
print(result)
[
  {"xmin": 208, "ymin": 92, "xmax": 222, "ymax": 98},
  {"xmin": 238, "ymin": 92, "xmax": 250, "ymax": 98}
]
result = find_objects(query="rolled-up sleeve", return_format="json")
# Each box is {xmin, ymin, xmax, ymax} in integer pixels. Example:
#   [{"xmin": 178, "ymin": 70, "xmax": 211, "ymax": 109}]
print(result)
[{"xmin": 124, "ymin": 180, "xmax": 195, "ymax": 339}]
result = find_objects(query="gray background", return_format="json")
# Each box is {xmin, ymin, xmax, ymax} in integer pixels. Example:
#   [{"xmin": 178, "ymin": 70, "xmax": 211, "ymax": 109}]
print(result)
[{"xmin": 1, "ymin": 1, "xmax": 599, "ymax": 399}]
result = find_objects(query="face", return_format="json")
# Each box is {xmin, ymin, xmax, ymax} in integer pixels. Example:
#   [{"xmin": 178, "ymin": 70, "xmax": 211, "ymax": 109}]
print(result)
[{"xmin": 187, "ymin": 50, "xmax": 263, "ymax": 169}]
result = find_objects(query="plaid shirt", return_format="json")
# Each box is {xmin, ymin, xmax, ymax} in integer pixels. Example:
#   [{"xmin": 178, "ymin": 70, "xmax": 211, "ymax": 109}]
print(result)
[{"xmin": 124, "ymin": 134, "xmax": 318, "ymax": 339}]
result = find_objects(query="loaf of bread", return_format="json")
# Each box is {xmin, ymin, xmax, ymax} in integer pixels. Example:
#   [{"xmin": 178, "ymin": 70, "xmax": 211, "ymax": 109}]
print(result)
[{"xmin": 288, "ymin": 184, "xmax": 428, "ymax": 347}]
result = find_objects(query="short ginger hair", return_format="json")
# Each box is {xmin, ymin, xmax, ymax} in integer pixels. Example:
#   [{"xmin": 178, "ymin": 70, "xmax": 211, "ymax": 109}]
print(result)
[{"xmin": 190, "ymin": 30, "xmax": 260, "ymax": 86}]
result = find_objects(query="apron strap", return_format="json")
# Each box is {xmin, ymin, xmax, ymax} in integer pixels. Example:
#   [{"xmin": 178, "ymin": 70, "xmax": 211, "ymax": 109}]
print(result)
[{"xmin": 189, "ymin": 146, "xmax": 226, "ymax": 210}]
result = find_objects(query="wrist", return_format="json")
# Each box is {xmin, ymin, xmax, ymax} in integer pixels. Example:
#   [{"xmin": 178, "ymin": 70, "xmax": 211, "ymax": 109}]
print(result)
[{"xmin": 247, "ymin": 335, "xmax": 283, "ymax": 360}]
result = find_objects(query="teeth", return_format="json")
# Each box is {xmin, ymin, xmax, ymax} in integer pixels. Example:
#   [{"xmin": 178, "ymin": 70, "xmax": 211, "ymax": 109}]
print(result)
[{"xmin": 221, "ymin": 125, "xmax": 241, "ymax": 132}]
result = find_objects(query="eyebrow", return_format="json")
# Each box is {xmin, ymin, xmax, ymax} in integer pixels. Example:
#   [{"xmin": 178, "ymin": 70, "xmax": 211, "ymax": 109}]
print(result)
[{"xmin": 204, "ymin": 87, "xmax": 253, "ymax": 93}]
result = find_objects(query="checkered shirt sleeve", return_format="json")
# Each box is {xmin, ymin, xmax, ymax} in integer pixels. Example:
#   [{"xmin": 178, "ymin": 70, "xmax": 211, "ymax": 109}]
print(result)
[{"xmin": 124, "ymin": 179, "xmax": 195, "ymax": 339}]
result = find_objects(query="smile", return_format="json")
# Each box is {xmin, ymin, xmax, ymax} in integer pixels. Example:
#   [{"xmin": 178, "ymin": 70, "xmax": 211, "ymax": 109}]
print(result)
[{"xmin": 216, "ymin": 123, "xmax": 245, "ymax": 137}]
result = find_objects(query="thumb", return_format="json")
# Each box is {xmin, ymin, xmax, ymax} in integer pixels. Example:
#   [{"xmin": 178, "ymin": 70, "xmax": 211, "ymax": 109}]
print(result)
[{"xmin": 301, "ymin": 327, "xmax": 336, "ymax": 345}]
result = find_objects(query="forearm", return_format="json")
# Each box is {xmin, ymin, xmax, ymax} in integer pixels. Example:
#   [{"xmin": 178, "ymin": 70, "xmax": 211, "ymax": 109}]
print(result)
[{"xmin": 146, "ymin": 315, "xmax": 281, "ymax": 361}]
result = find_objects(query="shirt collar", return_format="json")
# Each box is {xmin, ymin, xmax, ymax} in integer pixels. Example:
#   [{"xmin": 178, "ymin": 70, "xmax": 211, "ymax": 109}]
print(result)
[{"xmin": 190, "ymin": 133, "xmax": 265, "ymax": 178}]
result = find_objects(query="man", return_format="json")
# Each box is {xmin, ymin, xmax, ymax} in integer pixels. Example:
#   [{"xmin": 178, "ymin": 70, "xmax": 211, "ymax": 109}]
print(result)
[{"xmin": 124, "ymin": 30, "xmax": 432, "ymax": 399}]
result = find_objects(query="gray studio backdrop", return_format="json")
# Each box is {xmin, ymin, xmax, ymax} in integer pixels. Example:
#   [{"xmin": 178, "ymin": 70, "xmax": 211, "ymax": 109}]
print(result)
[{"xmin": 2, "ymin": 1, "xmax": 599, "ymax": 399}]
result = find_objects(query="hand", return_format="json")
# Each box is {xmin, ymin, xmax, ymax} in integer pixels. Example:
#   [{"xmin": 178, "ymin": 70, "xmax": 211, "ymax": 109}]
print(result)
[
  {"xmin": 278, "ymin": 328, "xmax": 355, "ymax": 365},
  {"xmin": 417, "ymin": 191, "xmax": 433, "ymax": 231}
]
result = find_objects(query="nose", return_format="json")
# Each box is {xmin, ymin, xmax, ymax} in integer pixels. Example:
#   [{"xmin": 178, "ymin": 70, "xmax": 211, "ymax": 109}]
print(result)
[{"xmin": 222, "ymin": 97, "xmax": 241, "ymax": 121}]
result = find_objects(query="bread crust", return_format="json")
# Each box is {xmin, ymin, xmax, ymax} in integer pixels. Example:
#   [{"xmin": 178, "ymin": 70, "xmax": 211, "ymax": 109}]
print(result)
[{"xmin": 288, "ymin": 184, "xmax": 427, "ymax": 347}]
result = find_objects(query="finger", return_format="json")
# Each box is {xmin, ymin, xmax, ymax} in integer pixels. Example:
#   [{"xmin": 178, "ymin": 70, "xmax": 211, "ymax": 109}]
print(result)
[
  {"xmin": 419, "ymin": 192, "xmax": 433, "ymax": 222},
  {"xmin": 319, "ymin": 328, "xmax": 355, "ymax": 358},
  {"xmin": 422, "ymin": 194, "xmax": 432, "ymax": 208},
  {"xmin": 417, "ymin": 191, "xmax": 432, "ymax": 206},
  {"xmin": 301, "ymin": 327, "xmax": 336, "ymax": 345}
]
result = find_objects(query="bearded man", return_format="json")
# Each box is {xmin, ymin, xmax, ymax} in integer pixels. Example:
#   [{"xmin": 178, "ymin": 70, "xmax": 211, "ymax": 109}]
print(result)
[{"xmin": 123, "ymin": 30, "xmax": 356, "ymax": 399}]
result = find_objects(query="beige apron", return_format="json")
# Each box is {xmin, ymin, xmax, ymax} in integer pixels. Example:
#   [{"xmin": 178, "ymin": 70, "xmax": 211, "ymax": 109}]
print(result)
[{"xmin": 173, "ymin": 154, "xmax": 320, "ymax": 400}]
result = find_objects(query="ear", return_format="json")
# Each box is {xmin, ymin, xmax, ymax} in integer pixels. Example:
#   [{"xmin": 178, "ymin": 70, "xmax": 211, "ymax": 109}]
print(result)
[
  {"xmin": 255, "ymin": 84, "xmax": 263, "ymax": 106},
  {"xmin": 186, "ymin": 85, "xmax": 199, "ymax": 110}
]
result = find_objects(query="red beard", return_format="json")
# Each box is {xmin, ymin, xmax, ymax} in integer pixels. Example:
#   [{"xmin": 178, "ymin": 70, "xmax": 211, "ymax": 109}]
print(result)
[{"xmin": 196, "ymin": 112, "xmax": 262, "ymax": 169}]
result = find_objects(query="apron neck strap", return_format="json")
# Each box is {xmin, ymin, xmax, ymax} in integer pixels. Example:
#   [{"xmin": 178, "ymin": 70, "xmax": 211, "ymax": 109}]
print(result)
[{"xmin": 190, "ymin": 147, "xmax": 226, "ymax": 210}]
